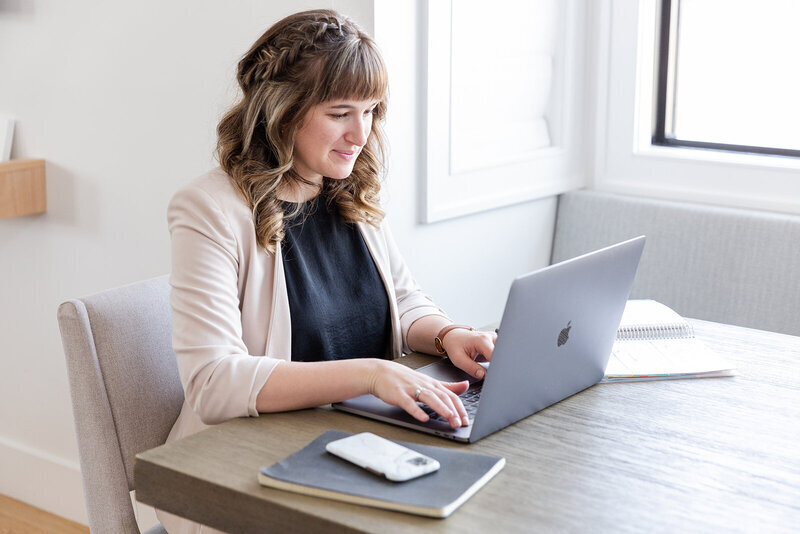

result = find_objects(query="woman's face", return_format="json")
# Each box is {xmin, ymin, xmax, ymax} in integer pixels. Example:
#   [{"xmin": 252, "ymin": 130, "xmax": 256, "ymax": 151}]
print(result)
[{"xmin": 292, "ymin": 98, "xmax": 378, "ymax": 184}]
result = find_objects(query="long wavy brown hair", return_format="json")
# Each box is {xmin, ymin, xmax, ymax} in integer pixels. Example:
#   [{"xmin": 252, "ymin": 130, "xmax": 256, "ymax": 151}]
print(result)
[{"xmin": 216, "ymin": 9, "xmax": 388, "ymax": 253}]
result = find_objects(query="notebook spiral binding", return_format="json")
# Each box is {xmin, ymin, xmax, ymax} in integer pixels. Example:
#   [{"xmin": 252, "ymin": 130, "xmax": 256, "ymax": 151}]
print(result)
[{"xmin": 616, "ymin": 322, "xmax": 694, "ymax": 341}]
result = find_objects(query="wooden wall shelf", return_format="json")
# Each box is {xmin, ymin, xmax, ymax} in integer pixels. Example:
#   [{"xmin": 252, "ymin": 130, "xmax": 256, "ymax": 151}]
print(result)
[{"xmin": 0, "ymin": 159, "xmax": 46, "ymax": 219}]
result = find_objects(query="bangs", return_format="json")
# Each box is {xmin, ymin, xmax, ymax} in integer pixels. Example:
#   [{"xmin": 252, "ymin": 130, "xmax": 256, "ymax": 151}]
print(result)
[{"xmin": 316, "ymin": 37, "xmax": 388, "ymax": 104}]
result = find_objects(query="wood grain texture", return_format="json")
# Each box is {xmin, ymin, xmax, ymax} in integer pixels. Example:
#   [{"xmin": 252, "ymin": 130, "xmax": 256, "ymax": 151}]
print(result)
[
  {"xmin": 135, "ymin": 320, "xmax": 800, "ymax": 533},
  {"xmin": 0, "ymin": 159, "xmax": 46, "ymax": 219},
  {"xmin": 0, "ymin": 494, "xmax": 88, "ymax": 534}
]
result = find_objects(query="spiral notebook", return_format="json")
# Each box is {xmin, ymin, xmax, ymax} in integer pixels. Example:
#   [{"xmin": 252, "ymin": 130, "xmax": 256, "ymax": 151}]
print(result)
[{"xmin": 602, "ymin": 300, "xmax": 735, "ymax": 382}]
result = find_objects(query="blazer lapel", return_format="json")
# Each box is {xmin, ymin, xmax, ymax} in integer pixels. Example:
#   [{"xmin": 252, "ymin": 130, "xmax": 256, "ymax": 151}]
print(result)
[
  {"xmin": 358, "ymin": 222, "xmax": 402, "ymax": 358},
  {"xmin": 265, "ymin": 242, "xmax": 292, "ymax": 358}
]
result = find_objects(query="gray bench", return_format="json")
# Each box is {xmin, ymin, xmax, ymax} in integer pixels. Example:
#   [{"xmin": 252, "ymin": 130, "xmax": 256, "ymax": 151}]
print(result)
[{"xmin": 551, "ymin": 190, "xmax": 800, "ymax": 336}]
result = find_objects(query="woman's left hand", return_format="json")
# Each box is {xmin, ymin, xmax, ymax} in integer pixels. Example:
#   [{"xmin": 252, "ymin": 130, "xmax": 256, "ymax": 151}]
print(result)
[{"xmin": 441, "ymin": 329, "xmax": 497, "ymax": 380}]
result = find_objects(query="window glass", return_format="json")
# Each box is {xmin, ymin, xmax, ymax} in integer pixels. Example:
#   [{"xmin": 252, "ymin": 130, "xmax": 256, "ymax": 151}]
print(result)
[{"xmin": 669, "ymin": 0, "xmax": 800, "ymax": 151}]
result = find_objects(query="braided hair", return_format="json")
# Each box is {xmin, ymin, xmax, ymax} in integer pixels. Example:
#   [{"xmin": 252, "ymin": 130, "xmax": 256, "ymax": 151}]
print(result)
[{"xmin": 216, "ymin": 9, "xmax": 388, "ymax": 253}]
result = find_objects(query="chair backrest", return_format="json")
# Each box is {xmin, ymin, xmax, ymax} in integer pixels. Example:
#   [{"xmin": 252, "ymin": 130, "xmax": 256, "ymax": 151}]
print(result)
[
  {"xmin": 58, "ymin": 275, "xmax": 184, "ymax": 534},
  {"xmin": 551, "ymin": 190, "xmax": 800, "ymax": 335}
]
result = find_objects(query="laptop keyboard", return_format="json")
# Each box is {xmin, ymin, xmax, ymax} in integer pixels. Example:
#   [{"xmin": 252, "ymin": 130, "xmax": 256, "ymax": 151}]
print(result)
[{"xmin": 421, "ymin": 384, "xmax": 482, "ymax": 424}]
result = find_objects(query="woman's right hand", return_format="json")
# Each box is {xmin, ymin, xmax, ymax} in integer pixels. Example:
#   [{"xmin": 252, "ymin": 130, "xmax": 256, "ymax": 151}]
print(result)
[{"xmin": 366, "ymin": 359, "xmax": 470, "ymax": 428}]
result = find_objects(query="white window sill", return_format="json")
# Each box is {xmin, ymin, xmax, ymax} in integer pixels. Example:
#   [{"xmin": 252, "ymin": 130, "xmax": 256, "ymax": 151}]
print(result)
[{"xmin": 634, "ymin": 144, "xmax": 800, "ymax": 172}]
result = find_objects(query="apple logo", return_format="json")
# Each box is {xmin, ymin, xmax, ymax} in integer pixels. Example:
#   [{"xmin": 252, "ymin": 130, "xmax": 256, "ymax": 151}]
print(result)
[{"xmin": 557, "ymin": 321, "xmax": 571, "ymax": 347}]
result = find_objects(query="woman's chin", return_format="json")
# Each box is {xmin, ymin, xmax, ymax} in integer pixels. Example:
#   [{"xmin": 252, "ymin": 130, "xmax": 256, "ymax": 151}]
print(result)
[{"xmin": 326, "ymin": 167, "xmax": 356, "ymax": 180}]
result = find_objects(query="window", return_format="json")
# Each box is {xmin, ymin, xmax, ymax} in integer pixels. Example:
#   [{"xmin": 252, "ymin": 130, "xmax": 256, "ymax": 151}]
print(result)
[
  {"xmin": 594, "ymin": 0, "xmax": 800, "ymax": 215},
  {"xmin": 422, "ymin": 0, "xmax": 586, "ymax": 223},
  {"xmin": 653, "ymin": 0, "xmax": 800, "ymax": 158}
]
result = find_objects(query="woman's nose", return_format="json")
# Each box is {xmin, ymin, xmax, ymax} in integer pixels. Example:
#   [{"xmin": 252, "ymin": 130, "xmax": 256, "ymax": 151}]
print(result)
[{"xmin": 346, "ymin": 117, "xmax": 370, "ymax": 146}]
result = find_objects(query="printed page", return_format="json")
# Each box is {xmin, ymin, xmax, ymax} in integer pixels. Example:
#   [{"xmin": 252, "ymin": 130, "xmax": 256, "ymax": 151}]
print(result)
[{"xmin": 604, "ymin": 337, "xmax": 735, "ymax": 380}]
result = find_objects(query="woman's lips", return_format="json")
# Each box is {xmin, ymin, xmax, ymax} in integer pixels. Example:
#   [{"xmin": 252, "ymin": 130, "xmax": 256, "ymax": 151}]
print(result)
[{"xmin": 333, "ymin": 150, "xmax": 358, "ymax": 161}]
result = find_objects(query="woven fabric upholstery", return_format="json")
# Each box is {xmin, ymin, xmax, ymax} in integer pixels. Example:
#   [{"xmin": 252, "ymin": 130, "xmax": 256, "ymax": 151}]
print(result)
[
  {"xmin": 58, "ymin": 275, "xmax": 184, "ymax": 534},
  {"xmin": 552, "ymin": 190, "xmax": 800, "ymax": 336}
]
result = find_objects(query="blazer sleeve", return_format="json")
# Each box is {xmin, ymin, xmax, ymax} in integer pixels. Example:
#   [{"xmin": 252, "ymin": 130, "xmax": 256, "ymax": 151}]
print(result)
[
  {"xmin": 168, "ymin": 185, "xmax": 279, "ymax": 425},
  {"xmin": 381, "ymin": 222, "xmax": 451, "ymax": 353}
]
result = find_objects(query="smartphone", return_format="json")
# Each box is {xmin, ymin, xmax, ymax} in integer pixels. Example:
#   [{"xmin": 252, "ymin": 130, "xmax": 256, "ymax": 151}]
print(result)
[{"xmin": 325, "ymin": 432, "xmax": 440, "ymax": 482}]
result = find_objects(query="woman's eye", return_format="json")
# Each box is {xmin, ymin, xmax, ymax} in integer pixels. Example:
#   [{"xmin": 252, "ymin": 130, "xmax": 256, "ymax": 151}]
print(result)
[{"xmin": 330, "ymin": 113, "xmax": 347, "ymax": 119}]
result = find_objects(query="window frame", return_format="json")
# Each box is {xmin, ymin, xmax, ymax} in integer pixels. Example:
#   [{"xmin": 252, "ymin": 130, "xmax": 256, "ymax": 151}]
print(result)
[
  {"xmin": 651, "ymin": 0, "xmax": 800, "ymax": 159},
  {"xmin": 592, "ymin": 0, "xmax": 800, "ymax": 216}
]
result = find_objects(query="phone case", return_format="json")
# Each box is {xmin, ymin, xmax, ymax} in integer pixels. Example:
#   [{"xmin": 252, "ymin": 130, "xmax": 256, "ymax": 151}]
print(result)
[{"xmin": 325, "ymin": 432, "xmax": 440, "ymax": 481}]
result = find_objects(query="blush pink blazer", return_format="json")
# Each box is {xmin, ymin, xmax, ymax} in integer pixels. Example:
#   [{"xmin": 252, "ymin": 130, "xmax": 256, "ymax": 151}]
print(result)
[
  {"xmin": 165, "ymin": 168, "xmax": 448, "ymax": 444},
  {"xmin": 158, "ymin": 168, "xmax": 449, "ymax": 533}
]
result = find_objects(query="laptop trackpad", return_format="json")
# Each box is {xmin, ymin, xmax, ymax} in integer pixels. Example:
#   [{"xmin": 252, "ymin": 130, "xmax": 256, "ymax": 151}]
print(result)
[
  {"xmin": 416, "ymin": 358, "xmax": 484, "ymax": 386},
  {"xmin": 335, "ymin": 393, "xmax": 473, "ymax": 440}
]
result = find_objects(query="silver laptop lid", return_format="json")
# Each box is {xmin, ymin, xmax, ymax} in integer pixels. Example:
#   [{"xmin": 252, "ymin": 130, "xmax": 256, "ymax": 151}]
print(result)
[
  {"xmin": 332, "ymin": 237, "xmax": 644, "ymax": 443},
  {"xmin": 469, "ymin": 236, "xmax": 645, "ymax": 442}
]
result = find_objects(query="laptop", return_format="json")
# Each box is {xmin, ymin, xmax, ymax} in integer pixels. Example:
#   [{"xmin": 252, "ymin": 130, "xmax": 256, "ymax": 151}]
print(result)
[{"xmin": 333, "ymin": 236, "xmax": 646, "ymax": 443}]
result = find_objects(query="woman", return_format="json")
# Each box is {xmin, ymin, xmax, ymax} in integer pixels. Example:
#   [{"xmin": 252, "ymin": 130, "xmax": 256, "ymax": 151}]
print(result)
[{"xmin": 160, "ymin": 9, "xmax": 496, "ymax": 532}]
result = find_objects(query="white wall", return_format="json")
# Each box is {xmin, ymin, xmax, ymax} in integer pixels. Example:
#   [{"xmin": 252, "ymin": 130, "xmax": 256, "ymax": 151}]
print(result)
[
  {"xmin": 375, "ymin": 1, "xmax": 558, "ymax": 329},
  {"xmin": 0, "ymin": 0, "xmax": 557, "ymax": 525}
]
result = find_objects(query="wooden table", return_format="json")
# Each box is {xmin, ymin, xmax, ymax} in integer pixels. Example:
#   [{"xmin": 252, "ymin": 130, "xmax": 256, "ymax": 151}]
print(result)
[{"xmin": 135, "ymin": 320, "xmax": 800, "ymax": 533}]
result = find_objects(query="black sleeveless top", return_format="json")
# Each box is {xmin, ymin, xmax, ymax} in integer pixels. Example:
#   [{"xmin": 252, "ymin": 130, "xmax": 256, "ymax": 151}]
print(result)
[{"xmin": 280, "ymin": 195, "xmax": 391, "ymax": 362}]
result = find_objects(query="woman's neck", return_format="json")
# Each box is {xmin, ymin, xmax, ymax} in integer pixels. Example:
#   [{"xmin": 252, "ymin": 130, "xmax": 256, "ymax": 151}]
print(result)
[{"xmin": 277, "ymin": 178, "xmax": 323, "ymax": 203}]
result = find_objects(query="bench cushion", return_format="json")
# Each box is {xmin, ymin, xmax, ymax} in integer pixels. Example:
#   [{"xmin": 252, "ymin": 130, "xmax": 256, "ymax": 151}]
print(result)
[{"xmin": 551, "ymin": 190, "xmax": 800, "ymax": 336}]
